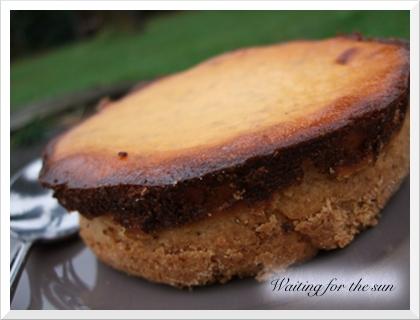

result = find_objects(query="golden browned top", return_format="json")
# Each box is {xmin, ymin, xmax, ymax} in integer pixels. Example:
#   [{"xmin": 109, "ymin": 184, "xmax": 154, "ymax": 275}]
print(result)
[{"xmin": 40, "ymin": 36, "xmax": 409, "ymax": 232}]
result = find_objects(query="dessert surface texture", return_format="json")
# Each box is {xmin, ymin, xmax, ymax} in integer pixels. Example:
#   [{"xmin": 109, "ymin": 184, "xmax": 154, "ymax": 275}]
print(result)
[{"xmin": 40, "ymin": 36, "xmax": 410, "ymax": 286}]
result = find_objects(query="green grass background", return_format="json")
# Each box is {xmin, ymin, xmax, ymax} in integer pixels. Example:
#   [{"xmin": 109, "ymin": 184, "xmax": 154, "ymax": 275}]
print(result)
[{"xmin": 11, "ymin": 10, "xmax": 409, "ymax": 110}]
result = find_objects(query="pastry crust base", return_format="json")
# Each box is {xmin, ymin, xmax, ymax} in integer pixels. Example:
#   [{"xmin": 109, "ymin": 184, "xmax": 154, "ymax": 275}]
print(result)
[{"xmin": 79, "ymin": 115, "xmax": 409, "ymax": 287}]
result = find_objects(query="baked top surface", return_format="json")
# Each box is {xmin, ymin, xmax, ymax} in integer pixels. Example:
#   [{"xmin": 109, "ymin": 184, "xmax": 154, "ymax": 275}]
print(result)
[
  {"xmin": 40, "ymin": 36, "xmax": 409, "ymax": 232},
  {"xmin": 41, "ymin": 36, "xmax": 409, "ymax": 188}
]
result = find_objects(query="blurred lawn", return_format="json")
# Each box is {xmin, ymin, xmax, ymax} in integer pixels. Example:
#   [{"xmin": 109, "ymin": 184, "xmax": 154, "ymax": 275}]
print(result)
[{"xmin": 11, "ymin": 10, "xmax": 409, "ymax": 110}]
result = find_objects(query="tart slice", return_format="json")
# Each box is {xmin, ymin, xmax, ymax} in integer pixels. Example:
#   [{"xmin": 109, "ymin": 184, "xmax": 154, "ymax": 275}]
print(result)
[{"xmin": 40, "ymin": 36, "xmax": 409, "ymax": 287}]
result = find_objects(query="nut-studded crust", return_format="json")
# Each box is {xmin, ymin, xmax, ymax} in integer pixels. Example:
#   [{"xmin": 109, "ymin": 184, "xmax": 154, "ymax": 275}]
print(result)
[{"xmin": 39, "ymin": 36, "xmax": 409, "ymax": 232}]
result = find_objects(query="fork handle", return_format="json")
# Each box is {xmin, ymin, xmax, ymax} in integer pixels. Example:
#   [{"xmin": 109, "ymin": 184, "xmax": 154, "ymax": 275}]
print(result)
[{"xmin": 10, "ymin": 238, "xmax": 32, "ymax": 301}]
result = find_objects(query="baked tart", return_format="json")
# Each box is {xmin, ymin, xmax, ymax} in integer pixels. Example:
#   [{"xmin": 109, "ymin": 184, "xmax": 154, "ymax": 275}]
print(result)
[{"xmin": 40, "ymin": 35, "xmax": 409, "ymax": 287}]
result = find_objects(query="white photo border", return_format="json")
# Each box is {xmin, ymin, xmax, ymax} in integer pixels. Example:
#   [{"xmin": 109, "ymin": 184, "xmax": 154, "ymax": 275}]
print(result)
[{"xmin": 1, "ymin": 1, "xmax": 418, "ymax": 319}]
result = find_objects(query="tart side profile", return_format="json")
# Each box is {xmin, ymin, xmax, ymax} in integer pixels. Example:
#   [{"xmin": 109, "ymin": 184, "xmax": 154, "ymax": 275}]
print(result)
[
  {"xmin": 40, "ymin": 36, "xmax": 409, "ymax": 233},
  {"xmin": 80, "ymin": 113, "xmax": 409, "ymax": 287}
]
